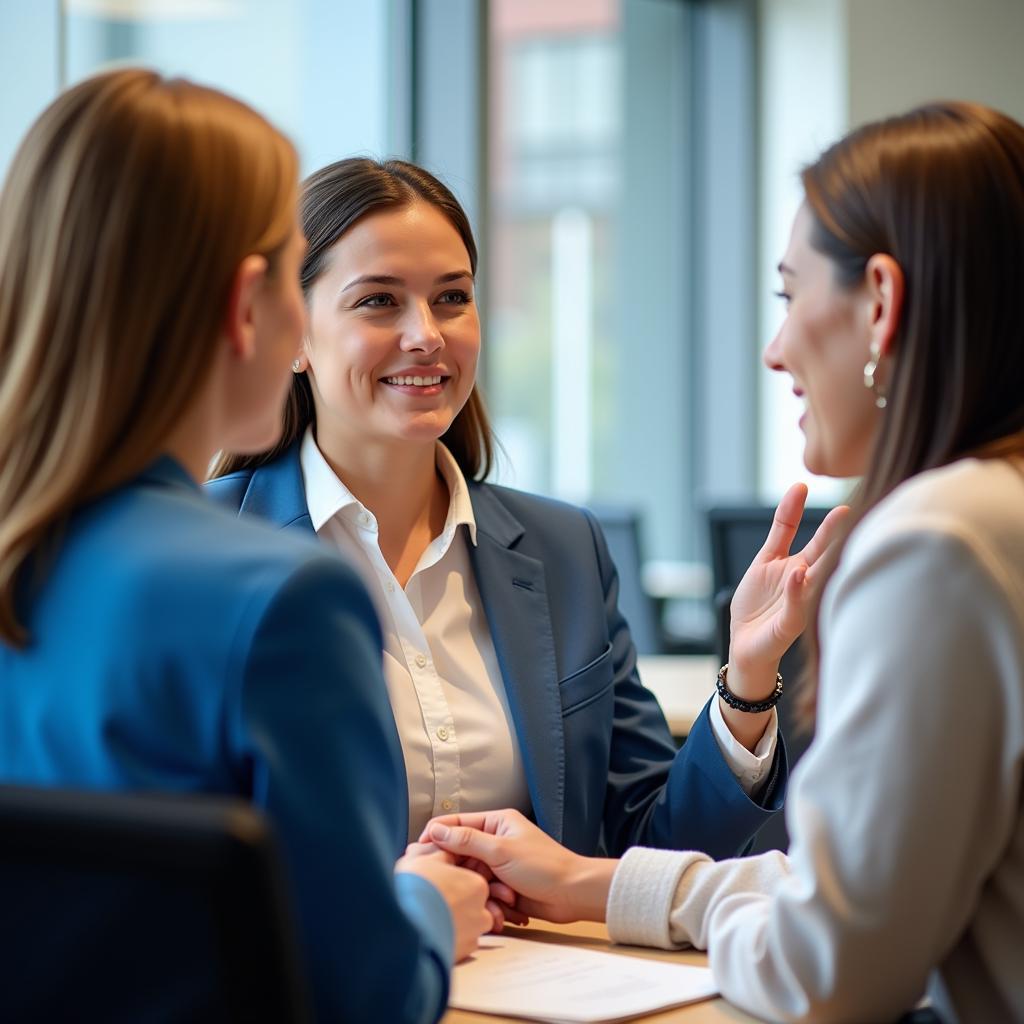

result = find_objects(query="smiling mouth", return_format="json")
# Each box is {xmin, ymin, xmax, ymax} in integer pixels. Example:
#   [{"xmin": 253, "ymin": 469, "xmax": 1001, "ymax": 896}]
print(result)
[{"xmin": 382, "ymin": 374, "xmax": 445, "ymax": 387}]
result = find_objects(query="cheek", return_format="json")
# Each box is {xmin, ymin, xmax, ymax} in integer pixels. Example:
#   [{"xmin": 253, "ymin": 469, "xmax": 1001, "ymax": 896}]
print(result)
[{"xmin": 450, "ymin": 319, "xmax": 481, "ymax": 372}]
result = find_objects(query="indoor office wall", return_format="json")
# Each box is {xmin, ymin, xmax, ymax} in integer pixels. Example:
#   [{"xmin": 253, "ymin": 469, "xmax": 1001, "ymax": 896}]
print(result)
[{"xmin": 756, "ymin": 0, "xmax": 1024, "ymax": 504}]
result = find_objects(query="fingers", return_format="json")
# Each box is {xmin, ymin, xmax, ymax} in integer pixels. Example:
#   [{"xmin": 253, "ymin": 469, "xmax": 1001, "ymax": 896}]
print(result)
[
  {"xmin": 758, "ymin": 483, "xmax": 808, "ymax": 560},
  {"xmin": 419, "ymin": 808, "xmax": 523, "ymax": 844},
  {"xmin": 489, "ymin": 880, "xmax": 517, "ymax": 905},
  {"xmin": 798, "ymin": 504, "xmax": 850, "ymax": 567},
  {"xmin": 486, "ymin": 899, "xmax": 505, "ymax": 933},
  {"xmin": 429, "ymin": 822, "xmax": 505, "ymax": 868}
]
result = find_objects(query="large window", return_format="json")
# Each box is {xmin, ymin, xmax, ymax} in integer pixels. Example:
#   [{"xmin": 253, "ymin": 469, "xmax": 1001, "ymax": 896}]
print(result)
[
  {"xmin": 1, "ymin": 0, "xmax": 405, "ymax": 179},
  {"xmin": 486, "ymin": 0, "xmax": 701, "ymax": 569}
]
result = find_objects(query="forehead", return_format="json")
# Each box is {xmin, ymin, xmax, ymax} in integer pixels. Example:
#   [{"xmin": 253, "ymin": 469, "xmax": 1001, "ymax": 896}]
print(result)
[
  {"xmin": 781, "ymin": 203, "xmax": 816, "ymax": 269},
  {"xmin": 330, "ymin": 200, "xmax": 470, "ymax": 272}
]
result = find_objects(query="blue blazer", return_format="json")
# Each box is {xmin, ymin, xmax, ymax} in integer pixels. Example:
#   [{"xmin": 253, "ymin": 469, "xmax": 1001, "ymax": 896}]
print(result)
[
  {"xmin": 208, "ymin": 444, "xmax": 787, "ymax": 858},
  {"xmin": 0, "ymin": 458, "xmax": 452, "ymax": 1024}
]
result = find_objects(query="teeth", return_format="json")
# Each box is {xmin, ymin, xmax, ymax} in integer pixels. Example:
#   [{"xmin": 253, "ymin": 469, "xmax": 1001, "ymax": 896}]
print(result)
[{"xmin": 384, "ymin": 375, "xmax": 442, "ymax": 386}]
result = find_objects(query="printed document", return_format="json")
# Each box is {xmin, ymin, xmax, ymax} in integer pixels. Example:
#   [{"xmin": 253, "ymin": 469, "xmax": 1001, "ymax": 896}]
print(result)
[{"xmin": 448, "ymin": 934, "xmax": 717, "ymax": 1023}]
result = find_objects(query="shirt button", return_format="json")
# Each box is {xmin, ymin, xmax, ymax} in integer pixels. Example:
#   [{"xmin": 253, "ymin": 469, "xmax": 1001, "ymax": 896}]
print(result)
[
  {"xmin": 441, "ymin": 799, "xmax": 454, "ymax": 811},
  {"xmin": 415, "ymin": 653, "xmax": 427, "ymax": 668},
  {"xmin": 437, "ymin": 726, "xmax": 449, "ymax": 741}
]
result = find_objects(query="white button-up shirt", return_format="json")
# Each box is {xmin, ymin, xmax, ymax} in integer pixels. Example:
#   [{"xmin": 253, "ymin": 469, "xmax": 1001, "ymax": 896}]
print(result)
[
  {"xmin": 300, "ymin": 430, "xmax": 776, "ymax": 841},
  {"xmin": 300, "ymin": 430, "xmax": 531, "ymax": 841}
]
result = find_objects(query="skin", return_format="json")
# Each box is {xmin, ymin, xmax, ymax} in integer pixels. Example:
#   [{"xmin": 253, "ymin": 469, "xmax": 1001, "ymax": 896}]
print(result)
[
  {"xmin": 166, "ymin": 219, "xmax": 308, "ymax": 481},
  {"xmin": 296, "ymin": 200, "xmax": 480, "ymax": 587},
  {"xmin": 415, "ymin": 201, "xmax": 905, "ymax": 927},
  {"xmin": 722, "ymin": 203, "xmax": 903, "ymax": 742},
  {"xmin": 165, "ymin": 210, "xmax": 493, "ymax": 961}
]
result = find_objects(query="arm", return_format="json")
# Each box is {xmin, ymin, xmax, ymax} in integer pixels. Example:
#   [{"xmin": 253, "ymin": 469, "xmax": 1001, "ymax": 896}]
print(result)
[
  {"xmin": 610, "ymin": 527, "xmax": 1021, "ymax": 1022},
  {"xmin": 582, "ymin": 508, "xmax": 786, "ymax": 858},
  {"xmin": 232, "ymin": 555, "xmax": 462, "ymax": 1024}
]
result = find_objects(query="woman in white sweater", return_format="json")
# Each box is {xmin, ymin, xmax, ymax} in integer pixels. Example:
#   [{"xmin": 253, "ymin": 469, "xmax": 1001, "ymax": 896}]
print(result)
[{"xmin": 420, "ymin": 100, "xmax": 1024, "ymax": 1023}]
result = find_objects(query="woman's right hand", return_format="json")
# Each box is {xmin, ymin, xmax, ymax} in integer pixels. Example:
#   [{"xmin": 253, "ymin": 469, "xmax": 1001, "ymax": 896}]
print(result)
[
  {"xmin": 726, "ymin": 483, "xmax": 848, "ymax": 693},
  {"xmin": 422, "ymin": 809, "xmax": 618, "ymax": 925},
  {"xmin": 395, "ymin": 849, "xmax": 493, "ymax": 962}
]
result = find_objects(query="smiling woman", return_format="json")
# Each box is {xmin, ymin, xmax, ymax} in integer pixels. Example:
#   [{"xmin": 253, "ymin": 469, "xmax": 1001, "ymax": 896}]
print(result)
[
  {"xmin": 303, "ymin": 200, "xmax": 481, "ymax": 458},
  {"xmin": 206, "ymin": 156, "xmax": 827, "ymax": 867}
]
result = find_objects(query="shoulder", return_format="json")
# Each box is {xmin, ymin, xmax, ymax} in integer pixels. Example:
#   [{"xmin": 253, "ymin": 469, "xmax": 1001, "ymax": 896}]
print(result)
[
  {"xmin": 88, "ymin": 481, "xmax": 370, "ymax": 647},
  {"xmin": 205, "ymin": 468, "xmax": 256, "ymax": 511},
  {"xmin": 829, "ymin": 457, "xmax": 1024, "ymax": 626},
  {"xmin": 470, "ymin": 481, "xmax": 600, "ymax": 536},
  {"xmin": 846, "ymin": 459, "xmax": 1024, "ymax": 579}
]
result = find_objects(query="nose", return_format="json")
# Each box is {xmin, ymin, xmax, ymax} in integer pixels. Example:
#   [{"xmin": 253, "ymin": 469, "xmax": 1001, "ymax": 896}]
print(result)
[
  {"xmin": 401, "ymin": 300, "xmax": 444, "ymax": 354},
  {"xmin": 763, "ymin": 328, "xmax": 785, "ymax": 373}
]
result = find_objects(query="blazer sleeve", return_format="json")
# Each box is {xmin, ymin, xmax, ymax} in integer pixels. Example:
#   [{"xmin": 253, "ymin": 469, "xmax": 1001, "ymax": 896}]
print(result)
[
  {"xmin": 229, "ymin": 554, "xmax": 452, "ymax": 1024},
  {"xmin": 583, "ymin": 509, "xmax": 787, "ymax": 858}
]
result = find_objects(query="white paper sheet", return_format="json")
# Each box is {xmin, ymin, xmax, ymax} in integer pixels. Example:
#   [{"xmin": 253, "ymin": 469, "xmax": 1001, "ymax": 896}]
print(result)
[{"xmin": 448, "ymin": 934, "xmax": 718, "ymax": 1023}]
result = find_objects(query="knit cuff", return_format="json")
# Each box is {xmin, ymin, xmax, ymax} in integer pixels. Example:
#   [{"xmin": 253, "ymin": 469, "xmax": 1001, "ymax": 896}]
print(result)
[{"xmin": 606, "ymin": 846, "xmax": 697, "ymax": 949}]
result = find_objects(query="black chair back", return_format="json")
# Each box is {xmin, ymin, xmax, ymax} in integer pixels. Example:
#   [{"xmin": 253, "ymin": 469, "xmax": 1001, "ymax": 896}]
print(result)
[
  {"xmin": 0, "ymin": 785, "xmax": 311, "ymax": 1023},
  {"xmin": 590, "ymin": 504, "xmax": 662, "ymax": 654}
]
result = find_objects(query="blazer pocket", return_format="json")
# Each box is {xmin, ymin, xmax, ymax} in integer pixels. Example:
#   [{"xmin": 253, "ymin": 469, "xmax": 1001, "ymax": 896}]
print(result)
[{"xmin": 559, "ymin": 642, "xmax": 614, "ymax": 716}]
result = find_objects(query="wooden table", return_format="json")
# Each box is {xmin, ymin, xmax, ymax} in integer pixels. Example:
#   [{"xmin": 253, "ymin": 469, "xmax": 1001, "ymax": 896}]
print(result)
[
  {"xmin": 442, "ymin": 919, "xmax": 763, "ymax": 1023},
  {"xmin": 636, "ymin": 655, "xmax": 719, "ymax": 738}
]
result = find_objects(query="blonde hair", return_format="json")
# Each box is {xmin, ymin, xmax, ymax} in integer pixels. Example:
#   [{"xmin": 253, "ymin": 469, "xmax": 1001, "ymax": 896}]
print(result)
[{"xmin": 0, "ymin": 68, "xmax": 298, "ymax": 646}]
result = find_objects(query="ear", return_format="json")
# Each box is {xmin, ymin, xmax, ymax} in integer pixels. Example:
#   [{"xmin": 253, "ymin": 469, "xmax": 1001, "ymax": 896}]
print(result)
[
  {"xmin": 222, "ymin": 254, "xmax": 270, "ymax": 361},
  {"xmin": 864, "ymin": 253, "xmax": 904, "ymax": 358}
]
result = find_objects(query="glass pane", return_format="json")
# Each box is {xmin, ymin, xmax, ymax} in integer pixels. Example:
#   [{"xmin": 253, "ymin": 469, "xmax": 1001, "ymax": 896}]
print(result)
[
  {"xmin": 63, "ymin": 0, "xmax": 399, "ymax": 174},
  {"xmin": 488, "ymin": 0, "xmax": 621, "ymax": 502},
  {"xmin": 487, "ymin": 0, "xmax": 694, "ymax": 562}
]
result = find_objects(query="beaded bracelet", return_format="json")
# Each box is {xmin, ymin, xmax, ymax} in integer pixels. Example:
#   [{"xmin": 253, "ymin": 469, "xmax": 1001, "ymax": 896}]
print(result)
[{"xmin": 716, "ymin": 663, "xmax": 783, "ymax": 713}]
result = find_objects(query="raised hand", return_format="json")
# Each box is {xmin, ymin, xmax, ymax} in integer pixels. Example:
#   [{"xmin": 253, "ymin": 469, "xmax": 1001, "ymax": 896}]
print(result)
[{"xmin": 726, "ymin": 483, "xmax": 848, "ymax": 696}]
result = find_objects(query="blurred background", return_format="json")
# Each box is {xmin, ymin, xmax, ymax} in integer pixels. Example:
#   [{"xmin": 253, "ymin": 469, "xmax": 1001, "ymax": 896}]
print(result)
[{"xmin": 3, "ymin": 0, "xmax": 1023, "ymax": 652}]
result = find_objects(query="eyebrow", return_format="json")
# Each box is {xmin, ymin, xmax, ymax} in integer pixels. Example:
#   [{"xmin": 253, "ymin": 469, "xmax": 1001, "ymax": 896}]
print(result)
[{"xmin": 340, "ymin": 270, "xmax": 473, "ymax": 293}]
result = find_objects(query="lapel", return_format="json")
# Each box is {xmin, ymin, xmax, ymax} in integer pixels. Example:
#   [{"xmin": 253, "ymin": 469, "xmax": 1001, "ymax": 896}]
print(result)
[
  {"xmin": 467, "ymin": 485, "xmax": 565, "ymax": 842},
  {"xmin": 238, "ymin": 444, "xmax": 411, "ymax": 844},
  {"xmin": 238, "ymin": 444, "xmax": 315, "ymax": 536}
]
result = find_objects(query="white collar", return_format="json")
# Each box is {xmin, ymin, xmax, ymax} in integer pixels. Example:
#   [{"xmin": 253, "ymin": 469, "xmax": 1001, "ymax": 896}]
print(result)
[{"xmin": 299, "ymin": 428, "xmax": 477, "ymax": 546}]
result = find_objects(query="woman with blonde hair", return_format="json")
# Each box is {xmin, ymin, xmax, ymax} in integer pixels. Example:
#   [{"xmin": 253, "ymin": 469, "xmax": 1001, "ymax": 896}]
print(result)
[
  {"xmin": 424, "ymin": 100, "xmax": 1024, "ymax": 1023},
  {"xmin": 0, "ymin": 69, "xmax": 489, "ymax": 1022}
]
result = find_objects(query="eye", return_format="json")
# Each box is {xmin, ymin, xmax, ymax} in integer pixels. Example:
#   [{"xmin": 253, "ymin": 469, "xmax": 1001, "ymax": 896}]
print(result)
[
  {"xmin": 773, "ymin": 290, "xmax": 792, "ymax": 309},
  {"xmin": 355, "ymin": 292, "xmax": 396, "ymax": 308},
  {"xmin": 436, "ymin": 289, "xmax": 471, "ymax": 305}
]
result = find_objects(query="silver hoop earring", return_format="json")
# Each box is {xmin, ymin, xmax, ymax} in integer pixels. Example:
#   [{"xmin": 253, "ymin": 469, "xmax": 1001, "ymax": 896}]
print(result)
[
  {"xmin": 863, "ymin": 343, "xmax": 887, "ymax": 409},
  {"xmin": 291, "ymin": 359, "xmax": 303, "ymax": 373}
]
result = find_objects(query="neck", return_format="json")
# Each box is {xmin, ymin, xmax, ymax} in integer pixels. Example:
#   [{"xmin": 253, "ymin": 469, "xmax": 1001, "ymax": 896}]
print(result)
[
  {"xmin": 162, "ymin": 407, "xmax": 218, "ymax": 485},
  {"xmin": 316, "ymin": 429, "xmax": 449, "ymax": 580}
]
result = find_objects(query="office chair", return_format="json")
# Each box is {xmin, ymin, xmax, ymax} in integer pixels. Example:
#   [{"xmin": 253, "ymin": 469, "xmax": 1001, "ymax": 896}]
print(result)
[
  {"xmin": 590, "ymin": 504, "xmax": 662, "ymax": 655},
  {"xmin": 707, "ymin": 503, "xmax": 832, "ymax": 853},
  {"xmin": 0, "ymin": 785, "xmax": 312, "ymax": 1023}
]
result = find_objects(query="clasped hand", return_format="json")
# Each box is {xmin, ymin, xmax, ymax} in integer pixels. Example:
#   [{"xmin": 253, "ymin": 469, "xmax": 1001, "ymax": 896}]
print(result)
[{"xmin": 409, "ymin": 809, "xmax": 617, "ymax": 937}]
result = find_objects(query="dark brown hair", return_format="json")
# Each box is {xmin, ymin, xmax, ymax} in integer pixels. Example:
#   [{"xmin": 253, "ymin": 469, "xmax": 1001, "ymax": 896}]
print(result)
[
  {"xmin": 210, "ymin": 157, "xmax": 494, "ymax": 480},
  {"xmin": 0, "ymin": 68, "xmax": 297, "ymax": 646},
  {"xmin": 799, "ymin": 100, "xmax": 1024, "ymax": 719}
]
